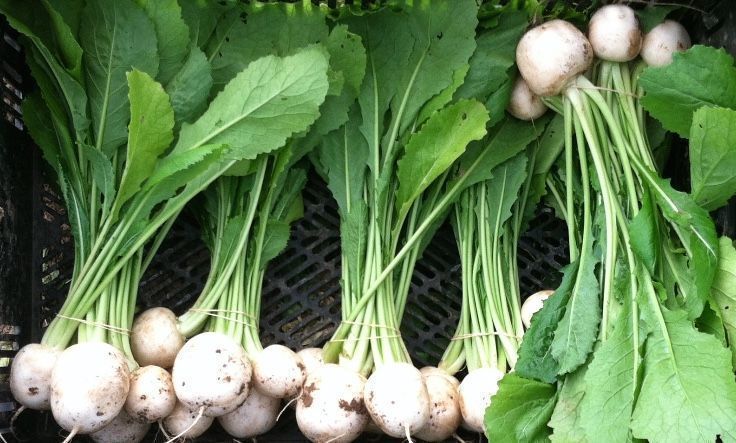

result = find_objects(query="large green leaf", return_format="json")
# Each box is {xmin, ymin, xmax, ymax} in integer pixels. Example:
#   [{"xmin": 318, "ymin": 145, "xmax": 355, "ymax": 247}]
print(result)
[
  {"xmin": 631, "ymin": 307, "xmax": 736, "ymax": 442},
  {"xmin": 210, "ymin": 2, "xmax": 328, "ymax": 89},
  {"xmin": 689, "ymin": 106, "xmax": 736, "ymax": 211},
  {"xmin": 640, "ymin": 46, "xmax": 736, "ymax": 137},
  {"xmin": 135, "ymin": 0, "xmax": 190, "ymax": 85},
  {"xmin": 80, "ymin": 0, "xmax": 159, "ymax": 154},
  {"xmin": 395, "ymin": 99, "xmax": 489, "ymax": 221},
  {"xmin": 484, "ymin": 374, "xmax": 557, "ymax": 443},
  {"xmin": 548, "ymin": 369, "xmax": 588, "ymax": 443},
  {"xmin": 173, "ymin": 47, "xmax": 330, "ymax": 160},
  {"xmin": 713, "ymin": 236, "xmax": 736, "ymax": 368},
  {"xmin": 116, "ymin": 70, "xmax": 175, "ymax": 211}
]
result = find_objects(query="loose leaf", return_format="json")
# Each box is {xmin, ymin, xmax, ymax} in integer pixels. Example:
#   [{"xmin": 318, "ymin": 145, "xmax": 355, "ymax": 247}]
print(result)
[
  {"xmin": 631, "ymin": 307, "xmax": 736, "ymax": 442},
  {"xmin": 395, "ymin": 99, "xmax": 489, "ymax": 220},
  {"xmin": 116, "ymin": 70, "xmax": 175, "ymax": 211},
  {"xmin": 516, "ymin": 262, "xmax": 579, "ymax": 383},
  {"xmin": 485, "ymin": 374, "xmax": 557, "ymax": 443},
  {"xmin": 689, "ymin": 106, "xmax": 736, "ymax": 210},
  {"xmin": 640, "ymin": 46, "xmax": 736, "ymax": 137},
  {"xmin": 713, "ymin": 236, "xmax": 736, "ymax": 367},
  {"xmin": 173, "ymin": 47, "xmax": 330, "ymax": 160},
  {"xmin": 550, "ymin": 238, "xmax": 601, "ymax": 375},
  {"xmin": 80, "ymin": 0, "xmax": 159, "ymax": 154}
]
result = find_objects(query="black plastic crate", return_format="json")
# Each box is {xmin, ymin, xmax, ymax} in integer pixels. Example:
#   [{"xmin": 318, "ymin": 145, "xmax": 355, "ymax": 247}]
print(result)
[{"xmin": 1, "ymin": 1, "xmax": 735, "ymax": 441}]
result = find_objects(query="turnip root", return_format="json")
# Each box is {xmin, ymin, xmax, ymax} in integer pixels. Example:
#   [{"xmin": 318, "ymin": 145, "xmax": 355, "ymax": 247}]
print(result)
[
  {"xmin": 458, "ymin": 367, "xmax": 504, "ymax": 432},
  {"xmin": 218, "ymin": 387, "xmax": 280, "ymax": 438},
  {"xmin": 641, "ymin": 20, "xmax": 691, "ymax": 67},
  {"xmin": 89, "ymin": 409, "xmax": 150, "ymax": 443},
  {"xmin": 363, "ymin": 362, "xmax": 429, "ymax": 438},
  {"xmin": 125, "ymin": 365, "xmax": 176, "ymax": 423},
  {"xmin": 521, "ymin": 289, "xmax": 554, "ymax": 328},
  {"xmin": 415, "ymin": 372, "xmax": 462, "ymax": 442},
  {"xmin": 297, "ymin": 347, "xmax": 325, "ymax": 377},
  {"xmin": 130, "ymin": 307, "xmax": 184, "ymax": 369},
  {"xmin": 296, "ymin": 363, "xmax": 369, "ymax": 443},
  {"xmin": 516, "ymin": 20, "xmax": 593, "ymax": 97},
  {"xmin": 507, "ymin": 77, "xmax": 548, "ymax": 121},
  {"xmin": 162, "ymin": 401, "xmax": 213, "ymax": 439},
  {"xmin": 9, "ymin": 343, "xmax": 60, "ymax": 410},
  {"xmin": 252, "ymin": 344, "xmax": 306, "ymax": 398},
  {"xmin": 588, "ymin": 5, "xmax": 642, "ymax": 62},
  {"xmin": 50, "ymin": 342, "xmax": 131, "ymax": 434},
  {"xmin": 172, "ymin": 332, "xmax": 251, "ymax": 417},
  {"xmin": 419, "ymin": 366, "xmax": 460, "ymax": 389}
]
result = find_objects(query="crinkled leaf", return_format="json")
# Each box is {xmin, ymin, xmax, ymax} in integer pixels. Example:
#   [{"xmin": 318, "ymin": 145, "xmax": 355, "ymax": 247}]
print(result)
[
  {"xmin": 173, "ymin": 47, "xmax": 330, "ymax": 161},
  {"xmin": 260, "ymin": 220, "xmax": 291, "ymax": 267},
  {"xmin": 80, "ymin": 0, "xmax": 159, "ymax": 154},
  {"xmin": 395, "ymin": 99, "xmax": 489, "ymax": 221},
  {"xmin": 640, "ymin": 46, "xmax": 736, "ymax": 137},
  {"xmin": 516, "ymin": 262, "xmax": 578, "ymax": 383},
  {"xmin": 165, "ymin": 46, "xmax": 213, "ymax": 126},
  {"xmin": 579, "ymin": 300, "xmax": 637, "ymax": 443},
  {"xmin": 713, "ymin": 236, "xmax": 736, "ymax": 367},
  {"xmin": 549, "ymin": 368, "xmax": 588, "ymax": 443},
  {"xmin": 415, "ymin": 65, "xmax": 469, "ymax": 128},
  {"xmin": 116, "ymin": 70, "xmax": 174, "ymax": 211},
  {"xmin": 631, "ymin": 307, "xmax": 736, "ymax": 443},
  {"xmin": 135, "ymin": 0, "xmax": 190, "ymax": 84},
  {"xmin": 551, "ymin": 235, "xmax": 601, "ymax": 375},
  {"xmin": 689, "ymin": 106, "xmax": 736, "ymax": 211},
  {"xmin": 485, "ymin": 374, "xmax": 556, "ymax": 443}
]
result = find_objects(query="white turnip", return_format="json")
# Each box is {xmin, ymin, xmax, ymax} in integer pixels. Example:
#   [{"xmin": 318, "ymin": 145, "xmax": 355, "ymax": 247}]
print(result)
[
  {"xmin": 588, "ymin": 5, "xmax": 642, "ymax": 62},
  {"xmin": 363, "ymin": 362, "xmax": 429, "ymax": 438},
  {"xmin": 521, "ymin": 289, "xmax": 554, "ymax": 328},
  {"xmin": 9, "ymin": 343, "xmax": 60, "ymax": 410},
  {"xmin": 507, "ymin": 77, "xmax": 548, "ymax": 121},
  {"xmin": 130, "ymin": 307, "xmax": 185, "ymax": 369},
  {"xmin": 125, "ymin": 365, "xmax": 176, "ymax": 423},
  {"xmin": 218, "ymin": 387, "xmax": 280, "ymax": 438},
  {"xmin": 458, "ymin": 367, "xmax": 504, "ymax": 432},
  {"xmin": 297, "ymin": 347, "xmax": 325, "ymax": 377},
  {"xmin": 415, "ymin": 371, "xmax": 462, "ymax": 442},
  {"xmin": 89, "ymin": 409, "xmax": 149, "ymax": 443},
  {"xmin": 49, "ymin": 342, "xmax": 131, "ymax": 435},
  {"xmin": 296, "ymin": 363, "xmax": 369, "ymax": 443},
  {"xmin": 252, "ymin": 344, "xmax": 306, "ymax": 398},
  {"xmin": 162, "ymin": 401, "xmax": 213, "ymax": 439},
  {"xmin": 641, "ymin": 20, "xmax": 691, "ymax": 67},
  {"xmin": 172, "ymin": 332, "xmax": 251, "ymax": 417}
]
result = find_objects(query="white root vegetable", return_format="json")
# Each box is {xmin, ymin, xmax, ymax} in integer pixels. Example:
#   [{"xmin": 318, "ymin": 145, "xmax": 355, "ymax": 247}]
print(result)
[
  {"xmin": 419, "ymin": 366, "xmax": 460, "ymax": 389},
  {"xmin": 297, "ymin": 347, "xmax": 325, "ymax": 377},
  {"xmin": 89, "ymin": 409, "xmax": 150, "ymax": 443},
  {"xmin": 218, "ymin": 387, "xmax": 280, "ymax": 438},
  {"xmin": 516, "ymin": 19, "xmax": 594, "ymax": 97},
  {"xmin": 130, "ymin": 307, "xmax": 185, "ymax": 369},
  {"xmin": 415, "ymin": 372, "xmax": 462, "ymax": 442},
  {"xmin": 641, "ymin": 20, "xmax": 692, "ymax": 67},
  {"xmin": 50, "ymin": 342, "xmax": 131, "ymax": 434},
  {"xmin": 252, "ymin": 344, "xmax": 306, "ymax": 398},
  {"xmin": 507, "ymin": 77, "xmax": 548, "ymax": 121},
  {"xmin": 521, "ymin": 289, "xmax": 554, "ymax": 328},
  {"xmin": 363, "ymin": 362, "xmax": 430, "ymax": 438},
  {"xmin": 458, "ymin": 367, "xmax": 504, "ymax": 432},
  {"xmin": 162, "ymin": 401, "xmax": 214, "ymax": 439},
  {"xmin": 588, "ymin": 5, "xmax": 642, "ymax": 62},
  {"xmin": 125, "ymin": 365, "xmax": 176, "ymax": 423},
  {"xmin": 296, "ymin": 363, "xmax": 369, "ymax": 443},
  {"xmin": 9, "ymin": 343, "xmax": 60, "ymax": 410},
  {"xmin": 172, "ymin": 332, "xmax": 251, "ymax": 417}
]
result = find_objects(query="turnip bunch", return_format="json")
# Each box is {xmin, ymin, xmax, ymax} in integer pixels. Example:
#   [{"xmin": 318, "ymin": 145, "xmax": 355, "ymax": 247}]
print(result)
[
  {"xmin": 487, "ymin": 7, "xmax": 736, "ymax": 443},
  {"xmin": 1, "ymin": 0, "xmax": 331, "ymax": 440}
]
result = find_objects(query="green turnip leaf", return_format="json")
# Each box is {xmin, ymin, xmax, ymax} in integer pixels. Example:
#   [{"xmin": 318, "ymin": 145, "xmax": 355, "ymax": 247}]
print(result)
[{"xmin": 689, "ymin": 106, "xmax": 736, "ymax": 211}]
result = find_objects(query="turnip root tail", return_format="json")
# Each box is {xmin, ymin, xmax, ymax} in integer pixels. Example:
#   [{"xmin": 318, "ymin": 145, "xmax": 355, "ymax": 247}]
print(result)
[{"xmin": 61, "ymin": 426, "xmax": 78, "ymax": 443}]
